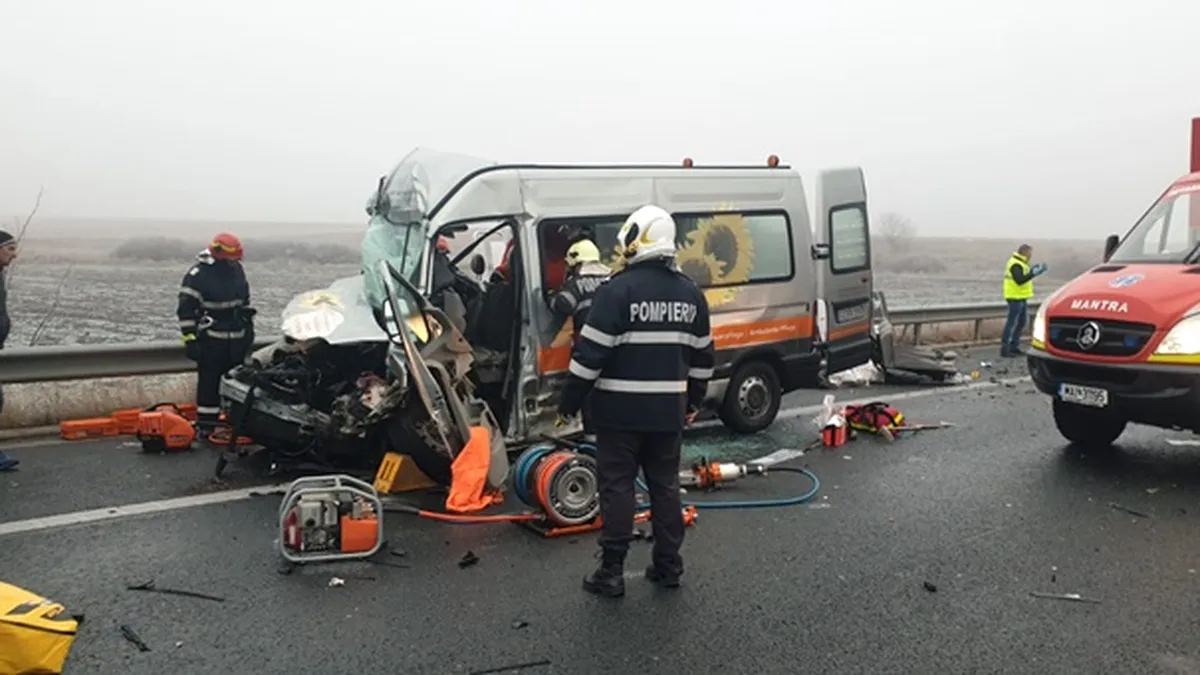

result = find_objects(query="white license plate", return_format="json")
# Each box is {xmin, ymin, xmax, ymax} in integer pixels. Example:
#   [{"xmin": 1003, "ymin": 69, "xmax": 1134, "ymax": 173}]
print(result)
[
  {"xmin": 835, "ymin": 304, "xmax": 867, "ymax": 324},
  {"xmin": 1058, "ymin": 383, "xmax": 1108, "ymax": 408}
]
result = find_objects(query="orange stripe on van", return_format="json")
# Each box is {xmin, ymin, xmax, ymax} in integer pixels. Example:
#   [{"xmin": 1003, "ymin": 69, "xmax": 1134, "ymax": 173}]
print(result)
[
  {"xmin": 536, "ymin": 316, "xmax": 813, "ymax": 374},
  {"xmin": 828, "ymin": 320, "xmax": 869, "ymax": 342}
]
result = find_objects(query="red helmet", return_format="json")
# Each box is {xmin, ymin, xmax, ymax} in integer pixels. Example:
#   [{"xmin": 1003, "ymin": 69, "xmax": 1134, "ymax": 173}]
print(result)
[{"xmin": 209, "ymin": 232, "xmax": 244, "ymax": 261}]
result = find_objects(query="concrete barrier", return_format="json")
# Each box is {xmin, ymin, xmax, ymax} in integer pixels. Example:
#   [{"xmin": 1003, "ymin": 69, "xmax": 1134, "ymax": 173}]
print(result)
[{"xmin": 0, "ymin": 373, "xmax": 195, "ymax": 435}]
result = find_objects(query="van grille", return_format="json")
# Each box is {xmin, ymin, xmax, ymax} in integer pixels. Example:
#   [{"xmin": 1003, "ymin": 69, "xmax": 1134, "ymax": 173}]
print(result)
[{"xmin": 1048, "ymin": 317, "xmax": 1156, "ymax": 357}]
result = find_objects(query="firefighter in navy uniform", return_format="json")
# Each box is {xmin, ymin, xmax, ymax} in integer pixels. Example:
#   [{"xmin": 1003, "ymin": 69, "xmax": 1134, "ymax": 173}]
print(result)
[
  {"xmin": 177, "ymin": 232, "xmax": 255, "ymax": 439},
  {"xmin": 557, "ymin": 204, "xmax": 715, "ymax": 598},
  {"xmin": 548, "ymin": 238, "xmax": 611, "ymax": 444}
]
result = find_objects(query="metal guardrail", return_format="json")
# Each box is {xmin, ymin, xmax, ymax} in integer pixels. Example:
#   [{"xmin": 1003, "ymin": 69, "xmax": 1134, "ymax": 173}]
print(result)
[
  {"xmin": 0, "ymin": 301, "xmax": 1040, "ymax": 385},
  {"xmin": 894, "ymin": 299, "xmax": 1042, "ymax": 345}
]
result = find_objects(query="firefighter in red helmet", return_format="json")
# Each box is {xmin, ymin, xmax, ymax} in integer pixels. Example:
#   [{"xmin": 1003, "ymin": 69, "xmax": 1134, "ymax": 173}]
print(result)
[{"xmin": 176, "ymin": 232, "xmax": 255, "ymax": 439}]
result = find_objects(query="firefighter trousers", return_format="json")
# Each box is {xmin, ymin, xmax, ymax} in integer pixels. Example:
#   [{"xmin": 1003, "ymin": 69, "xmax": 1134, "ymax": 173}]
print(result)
[
  {"xmin": 194, "ymin": 336, "xmax": 250, "ymax": 430},
  {"xmin": 595, "ymin": 429, "xmax": 685, "ymax": 575}
]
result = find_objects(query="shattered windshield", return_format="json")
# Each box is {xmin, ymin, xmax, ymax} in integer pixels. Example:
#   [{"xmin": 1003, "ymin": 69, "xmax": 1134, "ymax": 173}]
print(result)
[
  {"xmin": 361, "ymin": 148, "xmax": 497, "ymax": 313},
  {"xmin": 1108, "ymin": 182, "xmax": 1200, "ymax": 263}
]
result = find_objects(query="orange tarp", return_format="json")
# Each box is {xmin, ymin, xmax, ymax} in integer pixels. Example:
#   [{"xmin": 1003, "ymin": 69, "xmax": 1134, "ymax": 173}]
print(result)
[{"xmin": 445, "ymin": 426, "xmax": 504, "ymax": 513}]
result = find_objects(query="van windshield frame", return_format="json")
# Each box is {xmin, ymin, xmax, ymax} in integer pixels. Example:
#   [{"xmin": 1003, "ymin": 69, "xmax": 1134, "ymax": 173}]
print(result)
[{"xmin": 1107, "ymin": 183, "xmax": 1200, "ymax": 264}]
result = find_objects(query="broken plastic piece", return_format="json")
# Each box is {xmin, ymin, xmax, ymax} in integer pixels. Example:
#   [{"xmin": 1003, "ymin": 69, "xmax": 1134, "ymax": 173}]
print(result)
[
  {"xmin": 120, "ymin": 624, "xmax": 151, "ymax": 652},
  {"xmin": 1029, "ymin": 591, "xmax": 1101, "ymax": 604},
  {"xmin": 126, "ymin": 580, "xmax": 225, "ymax": 603},
  {"xmin": 467, "ymin": 659, "xmax": 553, "ymax": 675},
  {"xmin": 1109, "ymin": 502, "xmax": 1150, "ymax": 518}
]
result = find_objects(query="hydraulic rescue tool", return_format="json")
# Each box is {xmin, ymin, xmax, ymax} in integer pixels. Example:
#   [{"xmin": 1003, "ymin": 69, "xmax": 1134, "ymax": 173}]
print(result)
[
  {"xmin": 277, "ymin": 475, "xmax": 384, "ymax": 565},
  {"xmin": 640, "ymin": 455, "xmax": 822, "ymax": 510},
  {"xmin": 135, "ymin": 403, "xmax": 196, "ymax": 453},
  {"xmin": 679, "ymin": 457, "xmax": 768, "ymax": 489}
]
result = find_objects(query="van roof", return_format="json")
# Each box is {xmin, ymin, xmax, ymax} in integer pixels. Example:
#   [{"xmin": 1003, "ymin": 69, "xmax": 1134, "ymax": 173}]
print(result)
[{"xmin": 379, "ymin": 148, "xmax": 801, "ymax": 229}]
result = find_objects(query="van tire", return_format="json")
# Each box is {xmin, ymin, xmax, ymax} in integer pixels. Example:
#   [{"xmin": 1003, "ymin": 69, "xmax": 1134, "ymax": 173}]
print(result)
[
  {"xmin": 1052, "ymin": 398, "xmax": 1126, "ymax": 449},
  {"xmin": 385, "ymin": 414, "xmax": 453, "ymax": 486},
  {"xmin": 719, "ymin": 361, "xmax": 782, "ymax": 434}
]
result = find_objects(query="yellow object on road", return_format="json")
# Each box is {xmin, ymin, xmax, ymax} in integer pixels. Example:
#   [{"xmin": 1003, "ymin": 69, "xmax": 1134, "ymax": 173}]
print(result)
[{"xmin": 0, "ymin": 581, "xmax": 82, "ymax": 675}]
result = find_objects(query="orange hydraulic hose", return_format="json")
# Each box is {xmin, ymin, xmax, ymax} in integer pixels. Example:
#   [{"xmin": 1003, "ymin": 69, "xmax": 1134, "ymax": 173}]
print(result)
[{"xmin": 414, "ymin": 509, "xmax": 541, "ymax": 524}]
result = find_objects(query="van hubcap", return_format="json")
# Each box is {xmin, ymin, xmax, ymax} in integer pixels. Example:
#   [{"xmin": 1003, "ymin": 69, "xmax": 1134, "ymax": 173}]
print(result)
[{"xmin": 737, "ymin": 376, "xmax": 770, "ymax": 419}]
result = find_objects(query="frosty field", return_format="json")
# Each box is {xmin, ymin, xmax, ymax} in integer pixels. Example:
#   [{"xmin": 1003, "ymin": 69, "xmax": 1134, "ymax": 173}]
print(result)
[
  {"xmin": 4, "ymin": 263, "xmax": 1073, "ymax": 348},
  {"xmin": 2, "ymin": 225, "xmax": 1097, "ymax": 347}
]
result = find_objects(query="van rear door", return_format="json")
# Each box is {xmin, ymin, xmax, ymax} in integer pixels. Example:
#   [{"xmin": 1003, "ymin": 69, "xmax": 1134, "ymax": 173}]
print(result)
[{"xmin": 813, "ymin": 167, "xmax": 875, "ymax": 376}]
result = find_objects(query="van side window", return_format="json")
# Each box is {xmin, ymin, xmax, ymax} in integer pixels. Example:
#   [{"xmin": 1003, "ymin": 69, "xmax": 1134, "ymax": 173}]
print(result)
[
  {"xmin": 671, "ymin": 212, "xmax": 795, "ymax": 288},
  {"xmin": 829, "ymin": 205, "xmax": 870, "ymax": 273},
  {"xmin": 538, "ymin": 211, "xmax": 795, "ymax": 292}
]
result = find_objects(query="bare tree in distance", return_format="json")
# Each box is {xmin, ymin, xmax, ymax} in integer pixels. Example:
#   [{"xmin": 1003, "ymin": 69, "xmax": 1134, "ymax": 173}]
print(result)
[
  {"xmin": 7, "ymin": 186, "xmax": 44, "ymax": 283},
  {"xmin": 876, "ymin": 212, "xmax": 916, "ymax": 254}
]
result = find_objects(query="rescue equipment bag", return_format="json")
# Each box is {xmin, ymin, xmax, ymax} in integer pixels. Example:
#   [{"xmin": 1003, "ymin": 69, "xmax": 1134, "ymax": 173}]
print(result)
[
  {"xmin": 0, "ymin": 581, "xmax": 83, "ymax": 675},
  {"xmin": 842, "ymin": 402, "xmax": 904, "ymax": 434}
]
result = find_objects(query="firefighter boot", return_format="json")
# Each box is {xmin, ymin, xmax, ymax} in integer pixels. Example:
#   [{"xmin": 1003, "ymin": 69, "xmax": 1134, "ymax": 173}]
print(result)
[
  {"xmin": 583, "ymin": 551, "xmax": 625, "ymax": 598},
  {"xmin": 645, "ymin": 565, "xmax": 681, "ymax": 589}
]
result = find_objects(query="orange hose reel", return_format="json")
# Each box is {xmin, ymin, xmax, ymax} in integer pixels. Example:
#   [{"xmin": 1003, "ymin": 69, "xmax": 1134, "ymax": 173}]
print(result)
[{"xmin": 511, "ymin": 442, "xmax": 698, "ymax": 538}]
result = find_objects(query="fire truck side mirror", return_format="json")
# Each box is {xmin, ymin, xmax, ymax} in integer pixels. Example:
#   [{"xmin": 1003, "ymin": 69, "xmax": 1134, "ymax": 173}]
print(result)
[{"xmin": 1103, "ymin": 234, "xmax": 1119, "ymax": 262}]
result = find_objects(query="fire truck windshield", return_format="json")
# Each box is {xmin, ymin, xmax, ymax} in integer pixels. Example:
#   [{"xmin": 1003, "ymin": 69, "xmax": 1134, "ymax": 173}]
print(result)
[{"xmin": 1108, "ymin": 183, "xmax": 1200, "ymax": 264}]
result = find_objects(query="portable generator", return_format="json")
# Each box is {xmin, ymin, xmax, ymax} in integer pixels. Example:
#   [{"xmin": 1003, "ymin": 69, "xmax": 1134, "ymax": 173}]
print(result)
[
  {"xmin": 277, "ymin": 475, "xmax": 384, "ymax": 565},
  {"xmin": 135, "ymin": 403, "xmax": 196, "ymax": 454}
]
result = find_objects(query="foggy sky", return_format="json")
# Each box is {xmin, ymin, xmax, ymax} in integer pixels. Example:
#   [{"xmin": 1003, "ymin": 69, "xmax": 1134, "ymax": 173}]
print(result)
[{"xmin": 2, "ymin": 0, "xmax": 1198, "ymax": 240}]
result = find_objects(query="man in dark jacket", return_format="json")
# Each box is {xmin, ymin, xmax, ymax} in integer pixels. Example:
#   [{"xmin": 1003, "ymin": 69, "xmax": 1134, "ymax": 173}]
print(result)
[
  {"xmin": 0, "ymin": 229, "xmax": 19, "ymax": 471},
  {"xmin": 177, "ymin": 232, "xmax": 254, "ymax": 439},
  {"xmin": 557, "ymin": 205, "xmax": 715, "ymax": 598}
]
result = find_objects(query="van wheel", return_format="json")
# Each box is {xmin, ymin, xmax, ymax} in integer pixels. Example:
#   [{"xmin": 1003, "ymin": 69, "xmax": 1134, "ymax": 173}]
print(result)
[
  {"xmin": 385, "ymin": 414, "xmax": 453, "ymax": 486},
  {"xmin": 1052, "ymin": 398, "xmax": 1126, "ymax": 449},
  {"xmin": 719, "ymin": 361, "xmax": 782, "ymax": 434}
]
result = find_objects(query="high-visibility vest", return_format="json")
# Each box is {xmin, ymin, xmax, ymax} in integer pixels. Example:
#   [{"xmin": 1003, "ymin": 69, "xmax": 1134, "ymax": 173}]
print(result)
[{"xmin": 1003, "ymin": 253, "xmax": 1033, "ymax": 300}]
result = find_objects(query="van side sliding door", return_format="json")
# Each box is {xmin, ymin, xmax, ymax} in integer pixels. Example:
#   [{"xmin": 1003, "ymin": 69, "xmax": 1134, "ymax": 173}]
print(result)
[{"xmin": 813, "ymin": 167, "xmax": 875, "ymax": 376}]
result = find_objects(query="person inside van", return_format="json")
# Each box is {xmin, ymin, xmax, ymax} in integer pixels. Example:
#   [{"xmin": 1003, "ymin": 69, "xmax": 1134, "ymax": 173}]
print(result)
[
  {"xmin": 429, "ymin": 235, "xmax": 482, "ymax": 334},
  {"xmin": 476, "ymin": 239, "xmax": 520, "ymax": 353}
]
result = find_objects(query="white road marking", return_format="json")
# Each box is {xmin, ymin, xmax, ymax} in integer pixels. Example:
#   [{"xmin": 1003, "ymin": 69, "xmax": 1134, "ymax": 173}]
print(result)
[
  {"xmin": 0, "ymin": 483, "xmax": 290, "ymax": 538},
  {"xmin": 0, "ymin": 375, "xmax": 1033, "ymax": 538}
]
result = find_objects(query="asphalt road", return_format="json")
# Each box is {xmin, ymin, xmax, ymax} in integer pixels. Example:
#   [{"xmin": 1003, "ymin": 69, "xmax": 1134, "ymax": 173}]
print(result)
[{"xmin": 10, "ymin": 356, "xmax": 1200, "ymax": 674}]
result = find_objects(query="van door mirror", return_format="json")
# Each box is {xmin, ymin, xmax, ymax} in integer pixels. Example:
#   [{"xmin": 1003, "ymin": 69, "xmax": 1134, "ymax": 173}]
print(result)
[
  {"xmin": 811, "ymin": 243, "xmax": 831, "ymax": 261},
  {"xmin": 1103, "ymin": 234, "xmax": 1120, "ymax": 262},
  {"xmin": 470, "ymin": 254, "xmax": 486, "ymax": 276}
]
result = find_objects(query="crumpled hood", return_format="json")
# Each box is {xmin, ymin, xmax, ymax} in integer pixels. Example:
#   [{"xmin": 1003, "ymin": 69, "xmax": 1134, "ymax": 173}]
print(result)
[{"xmin": 1048, "ymin": 263, "xmax": 1200, "ymax": 324}]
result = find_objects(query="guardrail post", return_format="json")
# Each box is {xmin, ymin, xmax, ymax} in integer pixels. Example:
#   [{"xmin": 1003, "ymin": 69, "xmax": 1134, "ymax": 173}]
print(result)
[
  {"xmin": 972, "ymin": 319, "xmax": 983, "ymax": 342},
  {"xmin": 912, "ymin": 323, "xmax": 923, "ymax": 345}
]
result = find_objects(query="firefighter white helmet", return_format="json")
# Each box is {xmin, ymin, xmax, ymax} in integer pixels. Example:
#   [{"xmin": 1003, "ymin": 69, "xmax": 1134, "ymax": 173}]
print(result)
[{"xmin": 617, "ymin": 205, "xmax": 677, "ymax": 264}]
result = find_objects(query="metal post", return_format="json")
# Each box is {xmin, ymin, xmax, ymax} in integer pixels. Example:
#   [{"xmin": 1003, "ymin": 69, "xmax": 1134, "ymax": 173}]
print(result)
[
  {"xmin": 1190, "ymin": 117, "xmax": 1199, "ymax": 239},
  {"xmin": 1192, "ymin": 117, "xmax": 1200, "ymax": 174}
]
